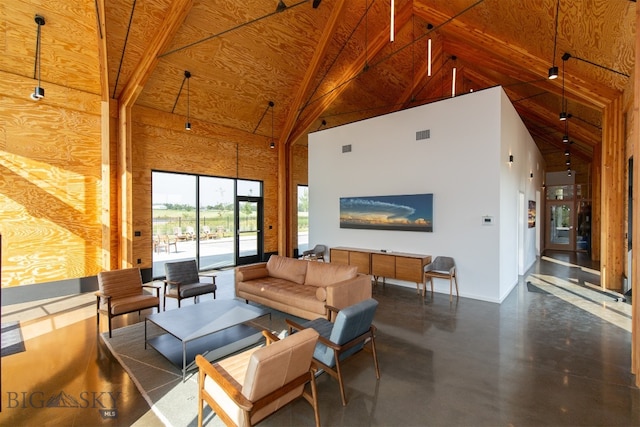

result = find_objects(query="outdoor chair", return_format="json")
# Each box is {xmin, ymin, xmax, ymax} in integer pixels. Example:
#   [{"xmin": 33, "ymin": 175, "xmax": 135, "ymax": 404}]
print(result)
[
  {"xmin": 163, "ymin": 259, "xmax": 217, "ymax": 310},
  {"xmin": 195, "ymin": 328, "xmax": 321, "ymax": 427},
  {"xmin": 300, "ymin": 244, "xmax": 327, "ymax": 262},
  {"xmin": 96, "ymin": 267, "xmax": 160, "ymax": 337},
  {"xmin": 286, "ymin": 298, "xmax": 380, "ymax": 406},
  {"xmin": 424, "ymin": 256, "xmax": 459, "ymax": 301}
]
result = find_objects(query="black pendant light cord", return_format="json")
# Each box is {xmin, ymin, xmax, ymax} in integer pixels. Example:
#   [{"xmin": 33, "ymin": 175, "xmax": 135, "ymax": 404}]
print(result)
[{"xmin": 33, "ymin": 15, "xmax": 45, "ymax": 84}]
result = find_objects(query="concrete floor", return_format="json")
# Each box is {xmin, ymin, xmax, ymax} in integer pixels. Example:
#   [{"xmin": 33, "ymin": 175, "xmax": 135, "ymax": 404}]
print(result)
[{"xmin": 1, "ymin": 251, "xmax": 638, "ymax": 426}]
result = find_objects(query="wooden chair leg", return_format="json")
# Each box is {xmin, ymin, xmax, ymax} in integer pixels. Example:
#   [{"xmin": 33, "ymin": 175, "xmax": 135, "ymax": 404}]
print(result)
[
  {"xmin": 163, "ymin": 294, "xmax": 166, "ymax": 311},
  {"xmin": 334, "ymin": 357, "xmax": 348, "ymax": 406},
  {"xmin": 370, "ymin": 335, "xmax": 381, "ymax": 380},
  {"xmin": 454, "ymin": 274, "xmax": 459, "ymax": 298}
]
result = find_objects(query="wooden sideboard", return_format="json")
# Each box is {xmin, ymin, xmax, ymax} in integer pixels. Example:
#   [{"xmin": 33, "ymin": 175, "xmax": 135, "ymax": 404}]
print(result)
[{"xmin": 330, "ymin": 247, "xmax": 432, "ymax": 295}]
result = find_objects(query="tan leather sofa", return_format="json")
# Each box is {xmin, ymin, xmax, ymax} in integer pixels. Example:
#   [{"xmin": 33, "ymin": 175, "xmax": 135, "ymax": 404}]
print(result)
[{"xmin": 235, "ymin": 255, "xmax": 372, "ymax": 320}]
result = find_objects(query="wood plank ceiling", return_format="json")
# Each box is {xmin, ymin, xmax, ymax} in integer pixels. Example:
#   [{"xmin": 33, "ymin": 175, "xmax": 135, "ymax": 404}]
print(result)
[{"xmin": 6, "ymin": 0, "xmax": 636, "ymax": 173}]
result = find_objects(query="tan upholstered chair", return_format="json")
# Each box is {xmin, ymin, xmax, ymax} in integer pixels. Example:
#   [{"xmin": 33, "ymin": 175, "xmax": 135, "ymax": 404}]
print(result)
[
  {"xmin": 286, "ymin": 298, "xmax": 380, "ymax": 406},
  {"xmin": 424, "ymin": 256, "xmax": 459, "ymax": 301},
  {"xmin": 195, "ymin": 328, "xmax": 321, "ymax": 427},
  {"xmin": 96, "ymin": 268, "xmax": 160, "ymax": 337}
]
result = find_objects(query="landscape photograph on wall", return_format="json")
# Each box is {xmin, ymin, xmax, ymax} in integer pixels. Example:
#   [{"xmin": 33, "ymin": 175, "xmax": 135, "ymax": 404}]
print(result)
[{"xmin": 340, "ymin": 193, "xmax": 433, "ymax": 232}]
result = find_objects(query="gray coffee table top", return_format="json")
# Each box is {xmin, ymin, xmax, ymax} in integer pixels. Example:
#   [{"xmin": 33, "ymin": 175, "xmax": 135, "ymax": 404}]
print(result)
[{"xmin": 146, "ymin": 299, "xmax": 268, "ymax": 342}]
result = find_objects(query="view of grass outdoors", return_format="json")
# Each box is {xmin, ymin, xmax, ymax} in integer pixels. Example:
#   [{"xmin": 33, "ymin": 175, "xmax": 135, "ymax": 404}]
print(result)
[{"xmin": 151, "ymin": 173, "xmax": 309, "ymax": 277}]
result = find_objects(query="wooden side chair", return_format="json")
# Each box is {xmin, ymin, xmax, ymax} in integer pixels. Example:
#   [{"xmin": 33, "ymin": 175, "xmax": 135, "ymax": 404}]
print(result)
[
  {"xmin": 163, "ymin": 259, "xmax": 217, "ymax": 310},
  {"xmin": 424, "ymin": 256, "xmax": 459, "ymax": 301},
  {"xmin": 286, "ymin": 298, "xmax": 380, "ymax": 406},
  {"xmin": 96, "ymin": 268, "xmax": 160, "ymax": 337},
  {"xmin": 195, "ymin": 328, "xmax": 321, "ymax": 427}
]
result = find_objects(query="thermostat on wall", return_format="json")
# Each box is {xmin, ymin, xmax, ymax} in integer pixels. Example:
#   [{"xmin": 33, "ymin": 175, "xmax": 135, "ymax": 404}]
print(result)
[{"xmin": 482, "ymin": 216, "xmax": 494, "ymax": 225}]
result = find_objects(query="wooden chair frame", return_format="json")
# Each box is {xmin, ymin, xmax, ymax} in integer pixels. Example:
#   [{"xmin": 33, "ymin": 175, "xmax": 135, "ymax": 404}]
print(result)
[
  {"xmin": 286, "ymin": 305, "xmax": 380, "ymax": 406},
  {"xmin": 196, "ymin": 330, "xmax": 321, "ymax": 427}
]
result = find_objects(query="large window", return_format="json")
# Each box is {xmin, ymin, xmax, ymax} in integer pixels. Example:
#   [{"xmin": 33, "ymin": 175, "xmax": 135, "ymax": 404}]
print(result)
[
  {"xmin": 152, "ymin": 172, "xmax": 261, "ymax": 277},
  {"xmin": 297, "ymin": 185, "xmax": 309, "ymax": 254}
]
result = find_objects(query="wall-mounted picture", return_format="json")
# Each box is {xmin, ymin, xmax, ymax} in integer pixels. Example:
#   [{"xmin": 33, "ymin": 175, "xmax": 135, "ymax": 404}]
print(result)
[
  {"xmin": 340, "ymin": 193, "xmax": 433, "ymax": 232},
  {"xmin": 528, "ymin": 200, "xmax": 536, "ymax": 228}
]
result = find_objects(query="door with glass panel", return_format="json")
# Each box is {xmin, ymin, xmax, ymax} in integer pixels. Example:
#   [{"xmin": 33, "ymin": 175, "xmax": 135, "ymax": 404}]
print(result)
[
  {"xmin": 547, "ymin": 202, "xmax": 574, "ymax": 250},
  {"xmin": 235, "ymin": 180, "xmax": 263, "ymax": 265},
  {"xmin": 236, "ymin": 197, "xmax": 262, "ymax": 265}
]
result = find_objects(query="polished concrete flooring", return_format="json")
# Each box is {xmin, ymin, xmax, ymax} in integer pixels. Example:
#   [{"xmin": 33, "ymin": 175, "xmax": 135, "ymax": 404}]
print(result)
[{"xmin": 1, "ymin": 251, "xmax": 639, "ymax": 426}]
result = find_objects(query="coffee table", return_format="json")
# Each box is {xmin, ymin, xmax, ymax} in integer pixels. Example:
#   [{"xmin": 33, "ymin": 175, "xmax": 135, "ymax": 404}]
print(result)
[{"xmin": 145, "ymin": 299, "xmax": 269, "ymax": 380}]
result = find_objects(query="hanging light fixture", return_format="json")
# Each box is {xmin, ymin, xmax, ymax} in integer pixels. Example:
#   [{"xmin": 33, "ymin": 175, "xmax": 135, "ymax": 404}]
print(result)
[
  {"xmin": 559, "ymin": 54, "xmax": 567, "ymax": 121},
  {"xmin": 426, "ymin": 24, "xmax": 434, "ymax": 77},
  {"xmin": 390, "ymin": 0, "xmax": 395, "ymax": 42},
  {"xmin": 548, "ymin": 0, "xmax": 560, "ymax": 79},
  {"xmin": 184, "ymin": 71, "xmax": 192, "ymax": 130},
  {"xmin": 30, "ymin": 15, "xmax": 46, "ymax": 101},
  {"xmin": 269, "ymin": 101, "xmax": 275, "ymax": 149},
  {"xmin": 451, "ymin": 56, "xmax": 457, "ymax": 97}
]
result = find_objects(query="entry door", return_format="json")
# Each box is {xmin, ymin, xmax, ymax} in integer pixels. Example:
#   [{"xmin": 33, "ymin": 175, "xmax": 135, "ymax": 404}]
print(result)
[
  {"xmin": 547, "ymin": 202, "xmax": 575, "ymax": 250},
  {"xmin": 236, "ymin": 197, "xmax": 263, "ymax": 265}
]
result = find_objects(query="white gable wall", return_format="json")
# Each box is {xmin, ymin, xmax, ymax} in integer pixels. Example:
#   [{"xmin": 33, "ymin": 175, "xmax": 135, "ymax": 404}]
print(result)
[{"xmin": 308, "ymin": 86, "xmax": 544, "ymax": 303}]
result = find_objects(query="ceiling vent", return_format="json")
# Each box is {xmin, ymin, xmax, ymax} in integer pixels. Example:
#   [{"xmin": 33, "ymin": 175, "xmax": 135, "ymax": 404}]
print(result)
[
  {"xmin": 342, "ymin": 144, "xmax": 352, "ymax": 153},
  {"xmin": 416, "ymin": 129, "xmax": 431, "ymax": 140}
]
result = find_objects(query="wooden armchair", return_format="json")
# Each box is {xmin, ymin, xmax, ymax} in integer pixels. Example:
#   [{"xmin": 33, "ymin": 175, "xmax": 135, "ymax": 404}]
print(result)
[
  {"xmin": 195, "ymin": 328, "xmax": 321, "ymax": 427},
  {"xmin": 96, "ymin": 268, "xmax": 160, "ymax": 337},
  {"xmin": 163, "ymin": 259, "xmax": 217, "ymax": 310},
  {"xmin": 286, "ymin": 298, "xmax": 380, "ymax": 406}
]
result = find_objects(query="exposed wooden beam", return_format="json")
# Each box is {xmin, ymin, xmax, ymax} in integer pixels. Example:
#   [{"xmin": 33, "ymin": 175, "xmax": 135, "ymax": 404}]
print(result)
[
  {"xmin": 288, "ymin": 0, "xmax": 413, "ymax": 143},
  {"xmin": 413, "ymin": 2, "xmax": 620, "ymax": 109},
  {"xmin": 281, "ymin": 0, "xmax": 346, "ymax": 147},
  {"xmin": 118, "ymin": 0, "xmax": 193, "ymax": 108}
]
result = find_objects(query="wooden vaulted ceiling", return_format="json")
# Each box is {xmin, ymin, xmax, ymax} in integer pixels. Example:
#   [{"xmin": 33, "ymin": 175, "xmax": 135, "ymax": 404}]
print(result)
[{"xmin": 7, "ymin": 0, "xmax": 636, "ymax": 171}]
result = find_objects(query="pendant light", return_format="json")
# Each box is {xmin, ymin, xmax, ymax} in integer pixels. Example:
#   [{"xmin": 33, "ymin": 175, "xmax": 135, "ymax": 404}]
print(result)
[
  {"xmin": 184, "ymin": 71, "xmax": 191, "ymax": 130},
  {"xmin": 548, "ymin": 0, "xmax": 560, "ymax": 79},
  {"xmin": 426, "ymin": 24, "xmax": 434, "ymax": 77},
  {"xmin": 390, "ymin": 0, "xmax": 395, "ymax": 42},
  {"xmin": 451, "ymin": 56, "xmax": 457, "ymax": 97},
  {"xmin": 269, "ymin": 101, "xmax": 275, "ymax": 149},
  {"xmin": 30, "ymin": 15, "xmax": 46, "ymax": 100}
]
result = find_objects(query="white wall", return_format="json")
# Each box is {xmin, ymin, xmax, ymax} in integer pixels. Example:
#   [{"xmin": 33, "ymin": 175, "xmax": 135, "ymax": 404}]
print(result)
[{"xmin": 308, "ymin": 87, "xmax": 544, "ymax": 303}]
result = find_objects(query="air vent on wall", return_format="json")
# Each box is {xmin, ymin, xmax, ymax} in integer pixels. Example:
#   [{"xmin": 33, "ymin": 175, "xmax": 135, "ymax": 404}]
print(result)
[
  {"xmin": 342, "ymin": 144, "xmax": 352, "ymax": 153},
  {"xmin": 416, "ymin": 129, "xmax": 431, "ymax": 140}
]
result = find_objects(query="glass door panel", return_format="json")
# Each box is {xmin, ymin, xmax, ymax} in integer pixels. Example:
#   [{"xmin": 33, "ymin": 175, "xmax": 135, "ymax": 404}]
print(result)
[
  {"xmin": 236, "ymin": 197, "xmax": 262, "ymax": 265},
  {"xmin": 198, "ymin": 177, "xmax": 235, "ymax": 270},
  {"xmin": 548, "ymin": 203, "xmax": 574, "ymax": 250},
  {"xmin": 152, "ymin": 172, "xmax": 196, "ymax": 278}
]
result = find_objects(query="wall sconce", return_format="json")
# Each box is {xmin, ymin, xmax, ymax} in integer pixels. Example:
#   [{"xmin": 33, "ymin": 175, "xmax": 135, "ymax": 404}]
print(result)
[
  {"xmin": 509, "ymin": 154, "xmax": 514, "ymax": 163},
  {"xmin": 530, "ymin": 172, "xmax": 534, "ymax": 179},
  {"xmin": 30, "ymin": 15, "xmax": 46, "ymax": 101}
]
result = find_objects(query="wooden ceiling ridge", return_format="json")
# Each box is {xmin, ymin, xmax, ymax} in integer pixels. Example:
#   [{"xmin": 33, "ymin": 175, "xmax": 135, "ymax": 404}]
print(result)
[
  {"xmin": 280, "ymin": 0, "xmax": 347, "ymax": 147},
  {"xmin": 288, "ymin": 0, "xmax": 413, "ymax": 144},
  {"xmin": 412, "ymin": 2, "xmax": 620, "ymax": 110},
  {"xmin": 118, "ymin": 0, "xmax": 194, "ymax": 109}
]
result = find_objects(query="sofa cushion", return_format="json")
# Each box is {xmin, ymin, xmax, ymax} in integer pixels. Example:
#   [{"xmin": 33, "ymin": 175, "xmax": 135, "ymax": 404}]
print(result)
[
  {"xmin": 237, "ymin": 277, "xmax": 325, "ymax": 314},
  {"xmin": 315, "ymin": 287, "xmax": 327, "ymax": 302},
  {"xmin": 266, "ymin": 255, "xmax": 307, "ymax": 285},
  {"xmin": 237, "ymin": 266, "xmax": 268, "ymax": 282},
  {"xmin": 304, "ymin": 261, "xmax": 357, "ymax": 287}
]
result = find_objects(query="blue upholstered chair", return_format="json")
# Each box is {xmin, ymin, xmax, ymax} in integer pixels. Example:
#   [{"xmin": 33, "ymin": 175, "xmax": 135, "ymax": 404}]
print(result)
[
  {"xmin": 286, "ymin": 298, "xmax": 380, "ymax": 406},
  {"xmin": 163, "ymin": 260, "xmax": 216, "ymax": 310}
]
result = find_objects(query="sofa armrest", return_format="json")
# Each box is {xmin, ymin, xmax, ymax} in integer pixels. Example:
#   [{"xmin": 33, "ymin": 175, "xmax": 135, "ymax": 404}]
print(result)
[
  {"xmin": 235, "ymin": 262, "xmax": 269, "ymax": 283},
  {"xmin": 325, "ymin": 273, "xmax": 372, "ymax": 310}
]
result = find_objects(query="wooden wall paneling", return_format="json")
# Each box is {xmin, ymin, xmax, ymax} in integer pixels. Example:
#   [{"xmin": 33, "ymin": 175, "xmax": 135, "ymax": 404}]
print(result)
[
  {"xmin": 600, "ymin": 95, "xmax": 626, "ymax": 290},
  {"xmin": 0, "ymin": 73, "xmax": 103, "ymax": 287},
  {"xmin": 630, "ymin": 4, "xmax": 640, "ymax": 387}
]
